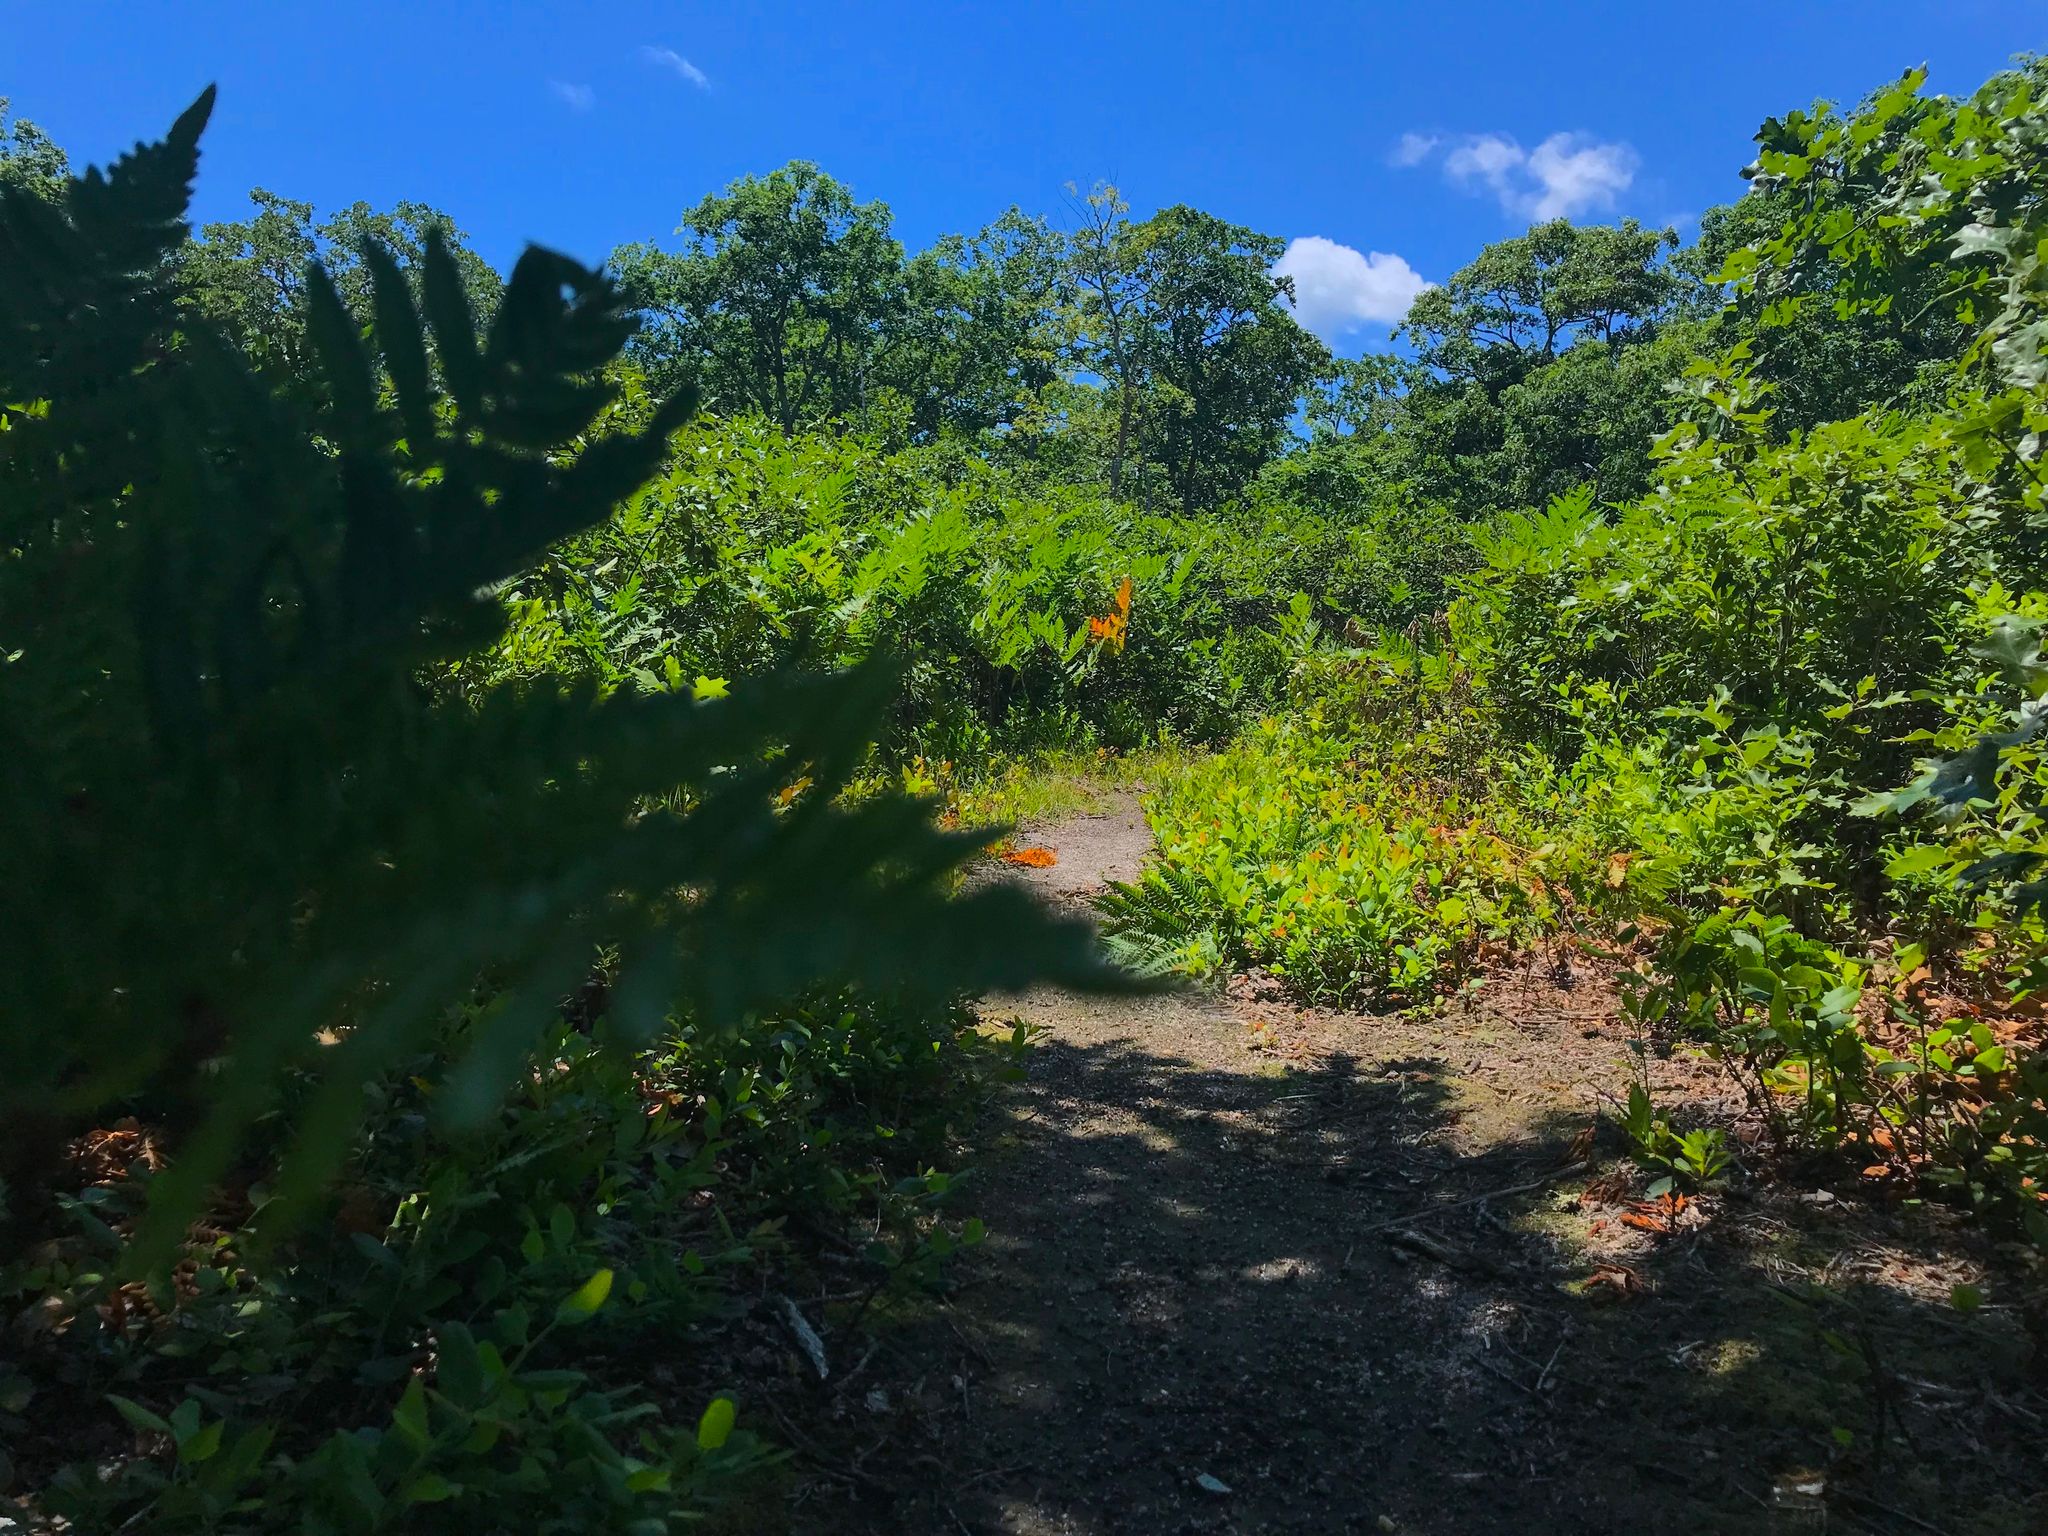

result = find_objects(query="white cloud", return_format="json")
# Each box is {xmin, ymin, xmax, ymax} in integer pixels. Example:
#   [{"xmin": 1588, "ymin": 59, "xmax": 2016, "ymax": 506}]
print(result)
[
  {"xmin": 641, "ymin": 45, "xmax": 710, "ymax": 90},
  {"xmin": 1443, "ymin": 133, "xmax": 1523, "ymax": 199},
  {"xmin": 549, "ymin": 80, "xmax": 595, "ymax": 111},
  {"xmin": 1523, "ymin": 133, "xmax": 1637, "ymax": 219},
  {"xmin": 1398, "ymin": 130, "xmax": 1640, "ymax": 221},
  {"xmin": 1389, "ymin": 131, "xmax": 1440, "ymax": 168},
  {"xmin": 1273, "ymin": 236, "xmax": 1431, "ymax": 338}
]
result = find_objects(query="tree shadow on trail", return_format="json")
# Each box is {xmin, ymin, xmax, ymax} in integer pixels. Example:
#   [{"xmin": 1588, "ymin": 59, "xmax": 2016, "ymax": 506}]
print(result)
[{"xmin": 791, "ymin": 1006, "xmax": 2045, "ymax": 1536}]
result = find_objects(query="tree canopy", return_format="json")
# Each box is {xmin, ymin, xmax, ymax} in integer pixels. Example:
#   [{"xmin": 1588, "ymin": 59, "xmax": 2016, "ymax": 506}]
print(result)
[{"xmin": 178, "ymin": 189, "xmax": 501, "ymax": 389}]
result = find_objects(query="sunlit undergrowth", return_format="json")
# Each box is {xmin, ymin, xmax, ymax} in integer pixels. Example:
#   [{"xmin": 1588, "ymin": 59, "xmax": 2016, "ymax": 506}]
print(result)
[
  {"xmin": 463, "ymin": 408, "xmax": 1444, "ymax": 770},
  {"xmin": 942, "ymin": 742, "xmax": 1185, "ymax": 831},
  {"xmin": 1109, "ymin": 59, "xmax": 2048, "ymax": 1243},
  {"xmin": 1104, "ymin": 677, "xmax": 1797, "ymax": 1003}
]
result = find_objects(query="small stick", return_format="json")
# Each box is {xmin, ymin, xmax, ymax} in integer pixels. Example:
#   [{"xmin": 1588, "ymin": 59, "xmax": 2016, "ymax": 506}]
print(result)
[
  {"xmin": 1359, "ymin": 1162, "xmax": 1586, "ymax": 1235},
  {"xmin": 1474, "ymin": 1354, "xmax": 1539, "ymax": 1398},
  {"xmin": 1534, "ymin": 1341, "xmax": 1563, "ymax": 1394},
  {"xmin": 947, "ymin": 1309, "xmax": 997, "ymax": 1367},
  {"xmin": 765, "ymin": 1401, "xmax": 891, "ymax": 1492},
  {"xmin": 1832, "ymin": 1488, "xmax": 1953, "ymax": 1536},
  {"xmin": 828, "ymin": 1340, "xmax": 882, "ymax": 1398}
]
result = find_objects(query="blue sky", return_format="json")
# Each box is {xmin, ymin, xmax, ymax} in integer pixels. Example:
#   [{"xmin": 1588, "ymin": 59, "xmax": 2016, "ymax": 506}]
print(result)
[{"xmin": 6, "ymin": 2, "xmax": 2041, "ymax": 350}]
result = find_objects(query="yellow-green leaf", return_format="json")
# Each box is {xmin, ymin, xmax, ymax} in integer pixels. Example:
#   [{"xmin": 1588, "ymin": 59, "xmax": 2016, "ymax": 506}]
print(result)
[
  {"xmin": 696, "ymin": 1395, "xmax": 736, "ymax": 1451},
  {"xmin": 555, "ymin": 1267, "xmax": 614, "ymax": 1326}
]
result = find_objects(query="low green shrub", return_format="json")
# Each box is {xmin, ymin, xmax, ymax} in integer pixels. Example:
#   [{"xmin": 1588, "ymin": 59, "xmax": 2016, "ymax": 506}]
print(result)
[
  {"xmin": 469, "ymin": 409, "xmax": 1461, "ymax": 773},
  {"xmin": 9, "ymin": 988, "xmax": 1020, "ymax": 1532}
]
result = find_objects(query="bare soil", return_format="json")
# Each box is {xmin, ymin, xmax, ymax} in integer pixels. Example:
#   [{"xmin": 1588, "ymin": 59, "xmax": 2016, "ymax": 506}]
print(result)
[{"xmin": 775, "ymin": 795, "xmax": 2047, "ymax": 1536}]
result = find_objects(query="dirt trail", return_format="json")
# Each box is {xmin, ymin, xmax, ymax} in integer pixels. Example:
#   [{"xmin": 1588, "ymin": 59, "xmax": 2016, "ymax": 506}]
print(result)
[{"xmin": 794, "ymin": 795, "xmax": 2042, "ymax": 1536}]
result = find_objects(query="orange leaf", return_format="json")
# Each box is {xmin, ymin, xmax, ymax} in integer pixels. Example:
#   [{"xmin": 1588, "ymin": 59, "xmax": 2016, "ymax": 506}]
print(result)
[
  {"xmin": 1084, "ymin": 578, "xmax": 1134, "ymax": 655},
  {"xmin": 1002, "ymin": 846, "xmax": 1058, "ymax": 868}
]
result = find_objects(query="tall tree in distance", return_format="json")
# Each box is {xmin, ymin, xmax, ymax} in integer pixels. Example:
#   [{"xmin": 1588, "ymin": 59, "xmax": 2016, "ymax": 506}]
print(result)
[
  {"xmin": 880, "ymin": 207, "xmax": 1071, "ymax": 443},
  {"xmin": 1128, "ymin": 204, "xmax": 1329, "ymax": 514},
  {"xmin": 178, "ymin": 190, "xmax": 500, "ymax": 389},
  {"xmin": 0, "ymin": 97, "xmax": 68, "ymax": 201},
  {"xmin": 1401, "ymin": 218, "xmax": 1682, "ymax": 388},
  {"xmin": 613, "ymin": 162, "xmax": 906, "ymax": 434},
  {"xmin": 1061, "ymin": 186, "xmax": 1327, "ymax": 512},
  {"xmin": 1063, "ymin": 181, "xmax": 1148, "ymax": 495},
  {"xmin": 1389, "ymin": 217, "xmax": 1695, "ymax": 511}
]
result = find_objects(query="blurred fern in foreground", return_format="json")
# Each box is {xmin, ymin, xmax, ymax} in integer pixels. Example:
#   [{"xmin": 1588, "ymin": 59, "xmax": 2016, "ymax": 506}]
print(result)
[{"xmin": 0, "ymin": 89, "xmax": 1112, "ymax": 1260}]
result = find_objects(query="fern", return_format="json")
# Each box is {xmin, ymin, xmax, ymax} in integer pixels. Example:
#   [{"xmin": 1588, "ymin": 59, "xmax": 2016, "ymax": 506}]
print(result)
[
  {"xmin": 0, "ymin": 92, "xmax": 1118, "ymax": 1261},
  {"xmin": 1096, "ymin": 864, "xmax": 1226, "ymax": 979}
]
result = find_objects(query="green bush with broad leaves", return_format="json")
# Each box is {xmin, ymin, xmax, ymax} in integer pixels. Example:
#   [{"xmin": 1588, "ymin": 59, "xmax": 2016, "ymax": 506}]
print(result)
[
  {"xmin": 467, "ymin": 407, "xmax": 1453, "ymax": 771},
  {"xmin": 1104, "ymin": 58, "xmax": 2048, "ymax": 1243}
]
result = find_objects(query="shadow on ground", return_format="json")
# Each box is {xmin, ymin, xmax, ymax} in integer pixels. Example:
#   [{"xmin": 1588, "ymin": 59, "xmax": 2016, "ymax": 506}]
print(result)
[{"xmin": 779, "ymin": 996, "xmax": 2044, "ymax": 1536}]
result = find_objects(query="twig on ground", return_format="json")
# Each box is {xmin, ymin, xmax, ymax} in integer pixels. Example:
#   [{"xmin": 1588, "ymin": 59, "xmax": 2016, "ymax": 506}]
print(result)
[
  {"xmin": 827, "ymin": 1340, "xmax": 882, "ymax": 1399},
  {"xmin": 1832, "ymin": 1487, "xmax": 1954, "ymax": 1536},
  {"xmin": 1360, "ymin": 1162, "xmax": 1585, "ymax": 1235},
  {"xmin": 1385, "ymin": 1227, "xmax": 1503, "ymax": 1277},
  {"xmin": 765, "ymin": 1401, "xmax": 892, "ymax": 1493},
  {"xmin": 946, "ymin": 1309, "xmax": 997, "ymax": 1367},
  {"xmin": 778, "ymin": 1295, "xmax": 831, "ymax": 1380},
  {"xmin": 1475, "ymin": 1353, "xmax": 1540, "ymax": 1398}
]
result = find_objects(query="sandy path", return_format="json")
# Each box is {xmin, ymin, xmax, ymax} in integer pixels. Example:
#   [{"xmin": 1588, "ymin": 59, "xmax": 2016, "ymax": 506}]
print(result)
[{"xmin": 796, "ymin": 794, "xmax": 2039, "ymax": 1536}]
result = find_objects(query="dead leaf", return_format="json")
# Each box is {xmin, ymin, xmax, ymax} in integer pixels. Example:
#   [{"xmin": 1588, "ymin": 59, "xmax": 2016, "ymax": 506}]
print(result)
[
  {"xmin": 1578, "ymin": 1167, "xmax": 1637, "ymax": 1207},
  {"xmin": 1001, "ymin": 846, "xmax": 1058, "ymax": 868},
  {"xmin": 1581, "ymin": 1262, "xmax": 1643, "ymax": 1303},
  {"xmin": 1618, "ymin": 1190, "xmax": 1689, "ymax": 1233}
]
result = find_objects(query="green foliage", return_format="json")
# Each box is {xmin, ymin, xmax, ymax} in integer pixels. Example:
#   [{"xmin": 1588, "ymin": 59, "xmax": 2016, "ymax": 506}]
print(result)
[
  {"xmin": 13, "ymin": 988, "xmax": 1012, "ymax": 1530},
  {"xmin": 1114, "ymin": 204, "xmax": 1332, "ymax": 514},
  {"xmin": 613, "ymin": 162, "xmax": 909, "ymax": 433},
  {"xmin": 468, "ymin": 409, "xmax": 1420, "ymax": 761},
  {"xmin": 1106, "ymin": 705, "xmax": 1574, "ymax": 1003},
  {"xmin": 0, "ymin": 92, "xmax": 1125, "ymax": 1531},
  {"xmin": 12, "ymin": 43, "xmax": 2048, "ymax": 1529},
  {"xmin": 1684, "ymin": 186, "xmax": 1962, "ymax": 431},
  {"xmin": 887, "ymin": 207, "xmax": 1073, "ymax": 443},
  {"xmin": 1621, "ymin": 1083, "xmax": 1732, "ymax": 1192},
  {"xmin": 178, "ymin": 187, "xmax": 503, "ymax": 389},
  {"xmin": 1460, "ymin": 385, "xmax": 1988, "ymax": 767},
  {"xmin": 1863, "ymin": 590, "xmax": 2048, "ymax": 987},
  {"xmin": 1367, "ymin": 217, "xmax": 1701, "ymax": 514},
  {"xmin": 612, "ymin": 168, "xmax": 1331, "ymax": 515},
  {"xmin": 1107, "ymin": 56, "xmax": 2048, "ymax": 1248},
  {"xmin": 0, "ymin": 96, "xmax": 68, "ymax": 201}
]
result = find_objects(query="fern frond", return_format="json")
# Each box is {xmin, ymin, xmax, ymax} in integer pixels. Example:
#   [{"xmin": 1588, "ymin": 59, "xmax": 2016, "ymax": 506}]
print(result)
[{"xmin": 0, "ymin": 93, "xmax": 1126, "ymax": 1263}]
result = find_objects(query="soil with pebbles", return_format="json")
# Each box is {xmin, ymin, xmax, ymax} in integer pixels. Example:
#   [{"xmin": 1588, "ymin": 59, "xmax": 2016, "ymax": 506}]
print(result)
[{"xmin": 777, "ymin": 795, "xmax": 2046, "ymax": 1536}]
